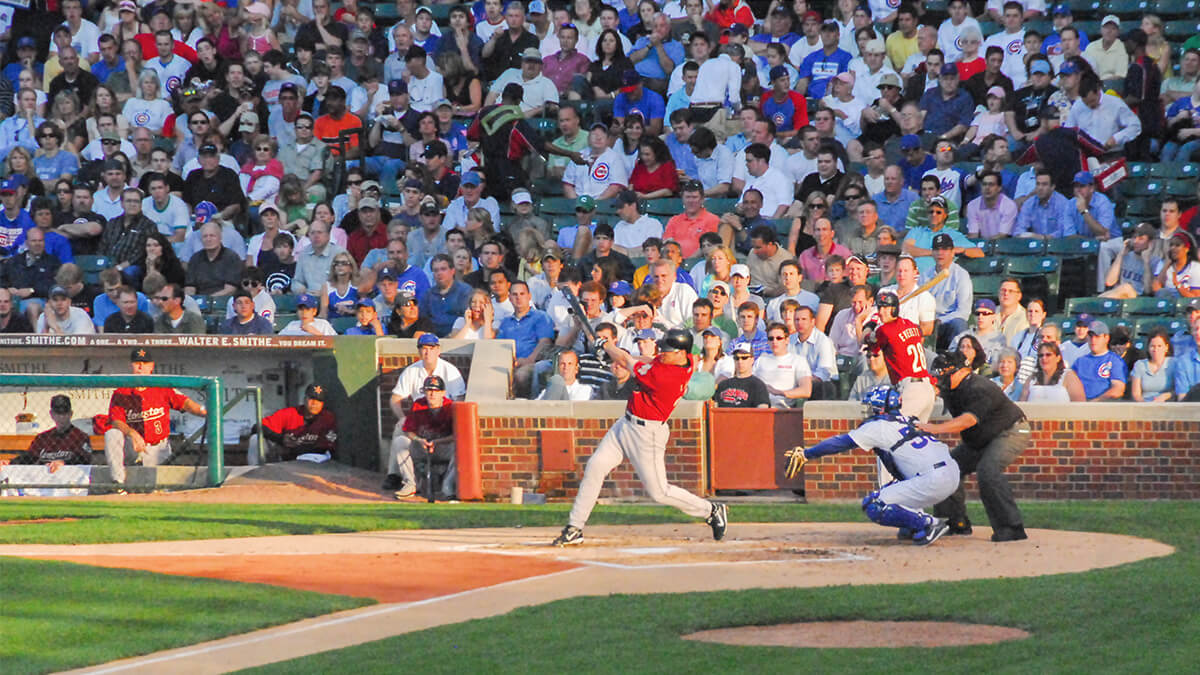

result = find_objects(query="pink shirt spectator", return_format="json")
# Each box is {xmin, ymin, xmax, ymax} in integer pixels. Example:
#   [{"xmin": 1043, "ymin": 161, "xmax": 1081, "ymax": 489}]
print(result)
[
  {"xmin": 798, "ymin": 242, "xmax": 852, "ymax": 283},
  {"xmin": 965, "ymin": 193, "xmax": 1019, "ymax": 239},
  {"xmin": 542, "ymin": 50, "xmax": 591, "ymax": 93}
]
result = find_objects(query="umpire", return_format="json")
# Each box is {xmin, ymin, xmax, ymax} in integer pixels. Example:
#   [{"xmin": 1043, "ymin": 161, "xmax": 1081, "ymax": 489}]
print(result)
[{"xmin": 920, "ymin": 351, "xmax": 1032, "ymax": 542}]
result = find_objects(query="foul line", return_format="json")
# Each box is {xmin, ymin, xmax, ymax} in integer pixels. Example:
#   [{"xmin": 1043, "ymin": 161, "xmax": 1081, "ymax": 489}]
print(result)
[{"xmin": 77, "ymin": 566, "xmax": 586, "ymax": 675}]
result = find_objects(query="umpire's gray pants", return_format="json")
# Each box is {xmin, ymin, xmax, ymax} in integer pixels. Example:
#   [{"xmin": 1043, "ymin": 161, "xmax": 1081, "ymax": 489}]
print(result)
[{"xmin": 935, "ymin": 421, "xmax": 1031, "ymax": 530}]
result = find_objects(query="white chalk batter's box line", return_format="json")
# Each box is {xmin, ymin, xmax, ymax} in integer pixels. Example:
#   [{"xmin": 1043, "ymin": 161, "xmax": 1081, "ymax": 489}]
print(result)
[{"xmin": 447, "ymin": 542, "xmax": 872, "ymax": 569}]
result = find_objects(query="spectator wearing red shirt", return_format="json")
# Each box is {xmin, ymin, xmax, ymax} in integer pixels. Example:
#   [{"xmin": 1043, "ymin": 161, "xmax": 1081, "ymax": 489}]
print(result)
[
  {"xmin": 346, "ymin": 198, "xmax": 386, "ymax": 264},
  {"xmin": 385, "ymin": 375, "xmax": 457, "ymax": 499},
  {"xmin": 706, "ymin": 0, "xmax": 755, "ymax": 44},
  {"xmin": 760, "ymin": 65, "xmax": 809, "ymax": 140},
  {"xmin": 251, "ymin": 384, "xmax": 338, "ymax": 464},
  {"xmin": 313, "ymin": 86, "xmax": 362, "ymax": 158},
  {"xmin": 630, "ymin": 136, "xmax": 679, "ymax": 199}
]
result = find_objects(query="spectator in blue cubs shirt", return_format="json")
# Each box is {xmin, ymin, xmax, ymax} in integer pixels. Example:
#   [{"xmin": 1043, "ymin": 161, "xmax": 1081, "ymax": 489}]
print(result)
[
  {"xmin": 797, "ymin": 21, "xmax": 852, "ymax": 100},
  {"xmin": 761, "ymin": 65, "xmax": 809, "ymax": 141},
  {"xmin": 0, "ymin": 175, "xmax": 34, "ymax": 254},
  {"xmin": 1071, "ymin": 320, "xmax": 1127, "ymax": 400},
  {"xmin": 613, "ymin": 70, "xmax": 666, "ymax": 136},
  {"xmin": 344, "ymin": 297, "xmax": 385, "ymax": 335}
]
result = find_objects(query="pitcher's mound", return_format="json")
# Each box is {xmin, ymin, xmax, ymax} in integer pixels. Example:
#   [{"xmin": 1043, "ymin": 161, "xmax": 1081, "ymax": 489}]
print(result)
[{"xmin": 684, "ymin": 620, "xmax": 1031, "ymax": 648}]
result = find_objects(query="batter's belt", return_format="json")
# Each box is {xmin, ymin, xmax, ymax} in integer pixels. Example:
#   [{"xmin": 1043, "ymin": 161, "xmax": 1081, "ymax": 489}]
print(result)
[{"xmin": 625, "ymin": 412, "xmax": 666, "ymax": 427}]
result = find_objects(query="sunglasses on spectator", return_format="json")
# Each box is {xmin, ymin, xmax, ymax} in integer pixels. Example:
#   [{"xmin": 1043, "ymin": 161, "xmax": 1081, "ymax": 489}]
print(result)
[
  {"xmin": 976, "ymin": 310, "xmax": 994, "ymax": 316},
  {"xmin": 843, "ymin": 193, "xmax": 863, "ymax": 199},
  {"xmin": 347, "ymin": 179, "xmax": 363, "ymax": 186},
  {"xmin": 295, "ymin": 123, "xmax": 313, "ymax": 129},
  {"xmin": 153, "ymin": 295, "xmax": 171, "ymax": 301},
  {"xmin": 768, "ymin": 335, "xmax": 788, "ymax": 341},
  {"xmin": 256, "ymin": 145, "xmax": 271, "ymax": 151},
  {"xmin": 190, "ymin": 119, "xmax": 209, "ymax": 125},
  {"xmin": 241, "ymin": 280, "xmax": 261, "ymax": 287},
  {"xmin": 734, "ymin": 354, "xmax": 753, "ymax": 360},
  {"xmin": 709, "ymin": 288, "xmax": 727, "ymax": 295},
  {"xmin": 808, "ymin": 203, "xmax": 826, "ymax": 209}
]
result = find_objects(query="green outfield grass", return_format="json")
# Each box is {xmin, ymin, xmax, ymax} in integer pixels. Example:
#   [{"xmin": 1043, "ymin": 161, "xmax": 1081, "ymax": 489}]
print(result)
[
  {"xmin": 3, "ymin": 502, "xmax": 1197, "ymax": 673},
  {"xmin": 243, "ymin": 501, "xmax": 1200, "ymax": 674}
]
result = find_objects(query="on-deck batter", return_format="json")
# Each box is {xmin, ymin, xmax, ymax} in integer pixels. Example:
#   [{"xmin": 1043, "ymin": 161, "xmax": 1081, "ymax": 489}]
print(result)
[{"xmin": 553, "ymin": 328, "xmax": 728, "ymax": 546}]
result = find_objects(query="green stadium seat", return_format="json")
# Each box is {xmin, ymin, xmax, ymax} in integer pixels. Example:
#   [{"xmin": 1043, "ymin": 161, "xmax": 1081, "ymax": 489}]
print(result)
[
  {"xmin": 191, "ymin": 295, "xmax": 212, "ymax": 313},
  {"xmin": 209, "ymin": 296, "xmax": 231, "ymax": 316},
  {"xmin": 1046, "ymin": 315, "xmax": 1073, "ymax": 335},
  {"xmin": 977, "ymin": 20, "xmax": 999, "ymax": 36},
  {"xmin": 706, "ymin": 197, "xmax": 738, "ymax": 215},
  {"xmin": 1166, "ymin": 179, "xmax": 1196, "ymax": 200},
  {"xmin": 993, "ymin": 238, "xmax": 1045, "ymax": 256},
  {"xmin": 1074, "ymin": 20, "xmax": 1102, "ymax": 39},
  {"xmin": 1121, "ymin": 296, "xmax": 1176, "ymax": 316},
  {"xmin": 1119, "ymin": 177, "xmax": 1154, "ymax": 198},
  {"xmin": 533, "ymin": 177, "xmax": 564, "ymax": 196},
  {"xmin": 1154, "ymin": 0, "xmax": 1200, "ymax": 18},
  {"xmin": 274, "ymin": 295, "xmax": 298, "ymax": 313},
  {"xmin": 1127, "ymin": 161, "xmax": 1152, "ymax": 178},
  {"xmin": 330, "ymin": 316, "xmax": 359, "ymax": 334},
  {"xmin": 1065, "ymin": 296, "xmax": 1121, "ymax": 316},
  {"xmin": 960, "ymin": 256, "xmax": 1005, "ymax": 276},
  {"xmin": 1164, "ymin": 20, "xmax": 1200, "ymax": 41},
  {"xmin": 374, "ymin": 4, "xmax": 399, "ymax": 21},
  {"xmin": 75, "ymin": 255, "xmax": 110, "ymax": 284},
  {"xmin": 1007, "ymin": 256, "xmax": 1059, "ymax": 276},
  {"xmin": 1108, "ymin": 0, "xmax": 1151, "ymax": 16},
  {"xmin": 428, "ymin": 3, "xmax": 455, "ymax": 24},
  {"xmin": 539, "ymin": 196, "xmax": 578, "ymax": 215},
  {"xmin": 769, "ymin": 218, "xmax": 791, "ymax": 238},
  {"xmin": 1069, "ymin": 0, "xmax": 1103, "ymax": 15},
  {"xmin": 643, "ymin": 198, "xmax": 684, "ymax": 216},
  {"xmin": 1149, "ymin": 161, "xmax": 1191, "ymax": 178},
  {"xmin": 1122, "ymin": 197, "xmax": 1160, "ymax": 220},
  {"xmin": 1046, "ymin": 237, "xmax": 1100, "ymax": 258},
  {"xmin": 1135, "ymin": 316, "xmax": 1188, "ymax": 336},
  {"xmin": 972, "ymin": 275, "xmax": 1004, "ymax": 298}
]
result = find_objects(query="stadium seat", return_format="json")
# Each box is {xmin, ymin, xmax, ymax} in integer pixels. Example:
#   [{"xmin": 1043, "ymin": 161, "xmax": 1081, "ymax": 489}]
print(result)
[
  {"xmin": 1154, "ymin": 0, "xmax": 1200, "ymax": 18},
  {"xmin": 531, "ymin": 117, "xmax": 558, "ymax": 135},
  {"xmin": 643, "ymin": 198, "xmax": 684, "ymax": 216},
  {"xmin": 1127, "ymin": 161, "xmax": 1152, "ymax": 178},
  {"xmin": 533, "ymin": 177, "xmax": 564, "ymax": 196},
  {"xmin": 1101, "ymin": 77, "xmax": 1126, "ymax": 94},
  {"xmin": 1069, "ymin": 0, "xmax": 1104, "ymax": 16},
  {"xmin": 972, "ymin": 275, "xmax": 1004, "ymax": 298},
  {"xmin": 275, "ymin": 312, "xmax": 298, "ymax": 327},
  {"xmin": 274, "ymin": 295, "xmax": 298, "ymax": 313},
  {"xmin": 209, "ymin": 296, "xmax": 231, "ymax": 316},
  {"xmin": 76, "ymin": 255, "xmax": 110, "ymax": 284},
  {"xmin": 1006, "ymin": 256, "xmax": 1058, "ymax": 276},
  {"xmin": 539, "ymin": 196, "xmax": 578, "ymax": 215},
  {"xmin": 1026, "ymin": 19, "xmax": 1054, "ymax": 36},
  {"xmin": 330, "ymin": 316, "xmax": 359, "ymax": 334},
  {"xmin": 191, "ymin": 295, "xmax": 212, "ymax": 313},
  {"xmin": 1122, "ymin": 197, "xmax": 1160, "ymax": 220},
  {"xmin": 1119, "ymin": 177, "xmax": 1154, "ymax": 198},
  {"xmin": 1107, "ymin": 0, "xmax": 1151, "ymax": 17},
  {"xmin": 706, "ymin": 197, "xmax": 739, "ymax": 215},
  {"xmin": 1164, "ymin": 20, "xmax": 1200, "ymax": 42},
  {"xmin": 1135, "ymin": 317, "xmax": 1188, "ymax": 336},
  {"xmin": 1065, "ymin": 296, "xmax": 1121, "ymax": 316},
  {"xmin": 1149, "ymin": 161, "xmax": 1190, "ymax": 178},
  {"xmin": 992, "ymin": 238, "xmax": 1045, "ymax": 256},
  {"xmin": 1074, "ymin": 20, "xmax": 1102, "ymax": 39},
  {"xmin": 428, "ymin": 3, "xmax": 455, "ymax": 24},
  {"xmin": 1121, "ymin": 296, "xmax": 1176, "ymax": 316},
  {"xmin": 960, "ymin": 256, "xmax": 1005, "ymax": 276},
  {"xmin": 1046, "ymin": 315, "xmax": 1073, "ymax": 335},
  {"xmin": 1007, "ymin": 256, "xmax": 1061, "ymax": 307},
  {"xmin": 769, "ymin": 218, "xmax": 791, "ymax": 238},
  {"xmin": 1166, "ymin": 179, "xmax": 1195, "ymax": 200},
  {"xmin": 1046, "ymin": 237, "xmax": 1100, "ymax": 259}
]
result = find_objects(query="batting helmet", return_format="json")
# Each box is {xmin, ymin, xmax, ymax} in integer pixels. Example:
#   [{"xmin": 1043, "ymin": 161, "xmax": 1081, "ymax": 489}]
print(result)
[
  {"xmin": 876, "ymin": 290, "xmax": 899, "ymax": 309},
  {"xmin": 657, "ymin": 328, "xmax": 694, "ymax": 353},
  {"xmin": 863, "ymin": 386, "xmax": 902, "ymax": 416},
  {"xmin": 929, "ymin": 351, "xmax": 967, "ymax": 379}
]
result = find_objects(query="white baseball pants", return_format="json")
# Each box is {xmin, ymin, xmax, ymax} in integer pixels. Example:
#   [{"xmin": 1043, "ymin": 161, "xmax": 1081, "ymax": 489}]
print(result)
[{"xmin": 104, "ymin": 428, "xmax": 171, "ymax": 485}]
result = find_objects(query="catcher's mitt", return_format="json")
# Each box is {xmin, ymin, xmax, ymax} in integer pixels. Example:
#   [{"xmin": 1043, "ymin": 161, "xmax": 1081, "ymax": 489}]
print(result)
[{"xmin": 784, "ymin": 446, "xmax": 808, "ymax": 479}]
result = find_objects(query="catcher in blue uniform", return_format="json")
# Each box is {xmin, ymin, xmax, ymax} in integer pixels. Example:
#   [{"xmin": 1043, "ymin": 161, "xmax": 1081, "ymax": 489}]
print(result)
[{"xmin": 785, "ymin": 386, "xmax": 960, "ymax": 545}]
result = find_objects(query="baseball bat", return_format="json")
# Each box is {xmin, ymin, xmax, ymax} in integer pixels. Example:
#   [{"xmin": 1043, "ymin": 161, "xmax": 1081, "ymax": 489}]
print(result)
[
  {"xmin": 899, "ymin": 268, "xmax": 950, "ymax": 305},
  {"xmin": 559, "ymin": 284, "xmax": 600, "ymax": 342}
]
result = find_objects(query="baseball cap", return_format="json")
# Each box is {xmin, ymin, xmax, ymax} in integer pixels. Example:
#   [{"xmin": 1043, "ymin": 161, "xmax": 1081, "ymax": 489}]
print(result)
[
  {"xmin": 834, "ymin": 71, "xmax": 854, "ymax": 85},
  {"xmin": 357, "ymin": 197, "xmax": 380, "ymax": 210},
  {"xmin": 434, "ymin": 98, "xmax": 453, "ymax": 110},
  {"xmin": 876, "ymin": 72, "xmax": 901, "ymax": 89},
  {"xmin": 238, "ymin": 111, "xmax": 259, "ymax": 132},
  {"xmin": 396, "ymin": 291, "xmax": 417, "ymax": 306},
  {"xmin": 1133, "ymin": 222, "xmax": 1158, "ymax": 239},
  {"xmin": 727, "ymin": 23, "xmax": 749, "ymax": 37},
  {"xmin": 609, "ymin": 280, "xmax": 632, "ymax": 296},
  {"xmin": 417, "ymin": 333, "xmax": 441, "ymax": 347},
  {"xmin": 589, "ymin": 120, "xmax": 609, "ymax": 132},
  {"xmin": 931, "ymin": 233, "xmax": 955, "ymax": 249},
  {"xmin": 460, "ymin": 171, "xmax": 482, "ymax": 187},
  {"xmin": 246, "ymin": 2, "xmax": 271, "ymax": 18},
  {"xmin": 355, "ymin": 296, "xmax": 376, "ymax": 308},
  {"xmin": 709, "ymin": 280, "xmax": 731, "ymax": 294},
  {"xmin": 415, "ymin": 5, "xmax": 433, "ymax": 16},
  {"xmin": 419, "ymin": 196, "xmax": 440, "ymax": 214},
  {"xmin": 541, "ymin": 244, "xmax": 564, "ymax": 262},
  {"xmin": 528, "ymin": 0, "xmax": 546, "ymax": 13},
  {"xmin": 939, "ymin": 63, "xmax": 959, "ymax": 77},
  {"xmin": 403, "ymin": 178, "xmax": 423, "ymax": 191},
  {"xmin": 422, "ymin": 140, "xmax": 448, "ymax": 158},
  {"xmin": 305, "ymin": 383, "xmax": 326, "ymax": 401},
  {"xmin": 1075, "ymin": 313, "xmax": 1093, "ymax": 326},
  {"xmin": 100, "ymin": 158, "xmax": 124, "ymax": 173},
  {"xmin": 198, "ymin": 143, "xmax": 219, "ymax": 156},
  {"xmin": 769, "ymin": 65, "xmax": 789, "ymax": 82},
  {"xmin": 100, "ymin": 130, "xmax": 121, "ymax": 142},
  {"xmin": 636, "ymin": 328, "xmax": 657, "ymax": 341},
  {"xmin": 621, "ymin": 70, "xmax": 642, "ymax": 90},
  {"xmin": 422, "ymin": 375, "xmax": 446, "ymax": 391},
  {"xmin": 974, "ymin": 298, "xmax": 997, "ymax": 313},
  {"xmin": 280, "ymin": 82, "xmax": 299, "ymax": 97},
  {"xmin": 730, "ymin": 264, "xmax": 750, "ymax": 278},
  {"xmin": 928, "ymin": 195, "xmax": 949, "ymax": 210},
  {"xmin": 16, "ymin": 36, "xmax": 36, "ymax": 49},
  {"xmin": 49, "ymin": 285, "xmax": 69, "ymax": 298},
  {"xmin": 50, "ymin": 394, "xmax": 72, "ymax": 413},
  {"xmin": 512, "ymin": 188, "xmax": 532, "ymax": 205},
  {"xmin": 361, "ymin": 180, "xmax": 381, "ymax": 193},
  {"xmin": 732, "ymin": 342, "xmax": 754, "ymax": 356},
  {"xmin": 1030, "ymin": 60, "xmax": 1052, "ymax": 76},
  {"xmin": 1088, "ymin": 320, "xmax": 1110, "ymax": 335},
  {"xmin": 1102, "ymin": 15, "xmax": 1120, "ymax": 27},
  {"xmin": 520, "ymin": 47, "xmax": 543, "ymax": 62},
  {"xmin": 296, "ymin": 293, "xmax": 318, "ymax": 308},
  {"xmin": 575, "ymin": 195, "xmax": 596, "ymax": 212},
  {"xmin": 194, "ymin": 201, "xmax": 217, "ymax": 223},
  {"xmin": 900, "ymin": 134, "xmax": 921, "ymax": 150},
  {"xmin": 375, "ymin": 264, "xmax": 398, "ymax": 281},
  {"xmin": 803, "ymin": 10, "xmax": 822, "ymax": 22},
  {"xmin": 876, "ymin": 243, "xmax": 901, "ymax": 257},
  {"xmin": 1052, "ymin": 3, "xmax": 1071, "ymax": 15},
  {"xmin": 863, "ymin": 38, "xmax": 886, "ymax": 55},
  {"xmin": 986, "ymin": 85, "xmax": 1007, "ymax": 99},
  {"xmin": 117, "ymin": 0, "xmax": 137, "ymax": 12},
  {"xmin": 130, "ymin": 347, "xmax": 153, "ymax": 363},
  {"xmin": 258, "ymin": 201, "xmax": 280, "ymax": 216},
  {"xmin": 1073, "ymin": 170, "xmax": 1095, "ymax": 185},
  {"xmin": 1059, "ymin": 60, "xmax": 1080, "ymax": 75},
  {"xmin": 0, "ymin": 175, "xmax": 26, "ymax": 193},
  {"xmin": 388, "ymin": 79, "xmax": 408, "ymax": 95}
]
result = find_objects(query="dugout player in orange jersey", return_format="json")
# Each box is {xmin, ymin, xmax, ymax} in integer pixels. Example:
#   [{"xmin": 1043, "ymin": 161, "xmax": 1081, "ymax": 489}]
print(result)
[
  {"xmin": 0, "ymin": 395, "xmax": 92, "ymax": 472},
  {"xmin": 552, "ymin": 328, "xmax": 729, "ymax": 547},
  {"xmin": 103, "ymin": 348, "xmax": 207, "ymax": 491},
  {"xmin": 863, "ymin": 290, "xmax": 936, "ymax": 422}
]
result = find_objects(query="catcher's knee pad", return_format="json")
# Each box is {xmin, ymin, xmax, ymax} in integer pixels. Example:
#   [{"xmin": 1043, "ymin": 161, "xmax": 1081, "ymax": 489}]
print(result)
[{"xmin": 863, "ymin": 495, "xmax": 929, "ymax": 531}]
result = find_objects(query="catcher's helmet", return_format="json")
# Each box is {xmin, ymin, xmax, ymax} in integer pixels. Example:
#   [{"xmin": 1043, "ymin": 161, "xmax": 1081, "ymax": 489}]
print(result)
[
  {"xmin": 863, "ymin": 386, "xmax": 902, "ymax": 415},
  {"xmin": 657, "ymin": 328, "xmax": 694, "ymax": 353},
  {"xmin": 929, "ymin": 350, "xmax": 968, "ymax": 379},
  {"xmin": 876, "ymin": 290, "xmax": 900, "ymax": 309}
]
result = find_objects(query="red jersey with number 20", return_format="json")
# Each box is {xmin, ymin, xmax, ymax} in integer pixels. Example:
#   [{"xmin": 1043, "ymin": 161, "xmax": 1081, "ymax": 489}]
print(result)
[
  {"xmin": 627, "ymin": 354, "xmax": 695, "ymax": 422},
  {"xmin": 870, "ymin": 317, "xmax": 931, "ymax": 384},
  {"xmin": 108, "ymin": 387, "xmax": 190, "ymax": 445}
]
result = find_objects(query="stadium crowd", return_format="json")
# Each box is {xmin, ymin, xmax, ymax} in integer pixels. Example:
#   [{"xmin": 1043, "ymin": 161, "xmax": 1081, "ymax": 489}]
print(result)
[{"xmin": 0, "ymin": 0, "xmax": 1197, "ymax": 404}]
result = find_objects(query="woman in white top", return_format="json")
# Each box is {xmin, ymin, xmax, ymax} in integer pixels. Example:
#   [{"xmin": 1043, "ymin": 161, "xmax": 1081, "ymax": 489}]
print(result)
[
  {"xmin": 1021, "ymin": 342, "xmax": 1086, "ymax": 403},
  {"xmin": 991, "ymin": 348, "xmax": 1022, "ymax": 401},
  {"xmin": 122, "ymin": 71, "xmax": 173, "ymax": 135},
  {"xmin": 1152, "ymin": 231, "xmax": 1200, "ymax": 300},
  {"xmin": 450, "ymin": 289, "xmax": 497, "ymax": 340}
]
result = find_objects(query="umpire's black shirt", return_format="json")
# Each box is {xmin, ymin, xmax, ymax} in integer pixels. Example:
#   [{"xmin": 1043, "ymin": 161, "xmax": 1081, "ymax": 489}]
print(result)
[{"xmin": 942, "ymin": 373, "xmax": 1025, "ymax": 450}]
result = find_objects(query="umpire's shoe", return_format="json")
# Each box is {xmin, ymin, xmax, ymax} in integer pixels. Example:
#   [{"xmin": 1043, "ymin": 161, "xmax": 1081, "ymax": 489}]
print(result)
[
  {"xmin": 947, "ymin": 516, "xmax": 973, "ymax": 536},
  {"xmin": 915, "ymin": 518, "xmax": 950, "ymax": 546},
  {"xmin": 552, "ymin": 525, "xmax": 583, "ymax": 547},
  {"xmin": 707, "ymin": 502, "xmax": 729, "ymax": 541},
  {"xmin": 991, "ymin": 526, "xmax": 1028, "ymax": 542}
]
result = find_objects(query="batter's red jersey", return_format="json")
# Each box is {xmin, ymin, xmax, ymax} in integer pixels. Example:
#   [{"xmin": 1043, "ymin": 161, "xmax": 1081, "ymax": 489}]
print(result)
[
  {"xmin": 108, "ymin": 388, "xmax": 190, "ymax": 444},
  {"xmin": 627, "ymin": 354, "xmax": 695, "ymax": 422},
  {"xmin": 869, "ymin": 317, "xmax": 931, "ymax": 384}
]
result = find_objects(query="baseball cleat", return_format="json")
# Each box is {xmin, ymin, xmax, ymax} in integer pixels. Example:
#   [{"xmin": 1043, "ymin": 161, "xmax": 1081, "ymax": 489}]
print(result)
[
  {"xmin": 915, "ymin": 518, "xmax": 949, "ymax": 546},
  {"xmin": 947, "ymin": 517, "xmax": 973, "ymax": 536},
  {"xmin": 381, "ymin": 474, "xmax": 403, "ymax": 491},
  {"xmin": 552, "ymin": 525, "xmax": 583, "ymax": 547},
  {"xmin": 990, "ymin": 526, "xmax": 1028, "ymax": 542},
  {"xmin": 897, "ymin": 527, "xmax": 913, "ymax": 540},
  {"xmin": 707, "ymin": 502, "xmax": 729, "ymax": 541},
  {"xmin": 393, "ymin": 482, "xmax": 417, "ymax": 499}
]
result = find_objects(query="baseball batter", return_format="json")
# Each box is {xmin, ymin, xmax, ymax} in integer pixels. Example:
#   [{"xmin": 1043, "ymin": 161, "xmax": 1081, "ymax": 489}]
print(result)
[
  {"xmin": 553, "ymin": 328, "xmax": 728, "ymax": 546},
  {"xmin": 863, "ymin": 290, "xmax": 936, "ymax": 422},
  {"xmin": 785, "ymin": 386, "xmax": 958, "ymax": 545},
  {"xmin": 104, "ymin": 348, "xmax": 207, "ymax": 490}
]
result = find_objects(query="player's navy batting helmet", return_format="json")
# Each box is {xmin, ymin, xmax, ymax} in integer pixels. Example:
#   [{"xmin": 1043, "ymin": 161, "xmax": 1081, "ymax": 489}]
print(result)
[
  {"xmin": 876, "ymin": 290, "xmax": 899, "ymax": 309},
  {"xmin": 864, "ymin": 386, "xmax": 902, "ymax": 415},
  {"xmin": 657, "ymin": 328, "xmax": 694, "ymax": 353}
]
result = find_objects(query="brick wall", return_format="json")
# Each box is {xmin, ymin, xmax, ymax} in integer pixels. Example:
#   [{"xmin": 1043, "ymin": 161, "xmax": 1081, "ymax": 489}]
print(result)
[
  {"xmin": 801, "ymin": 411, "xmax": 1200, "ymax": 501},
  {"xmin": 477, "ymin": 413, "xmax": 706, "ymax": 500}
]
